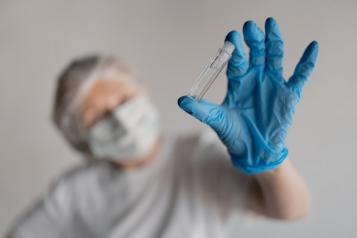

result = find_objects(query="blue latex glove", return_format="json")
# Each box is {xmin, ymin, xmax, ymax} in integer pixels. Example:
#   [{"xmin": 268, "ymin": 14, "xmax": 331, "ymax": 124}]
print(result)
[{"xmin": 178, "ymin": 18, "xmax": 319, "ymax": 174}]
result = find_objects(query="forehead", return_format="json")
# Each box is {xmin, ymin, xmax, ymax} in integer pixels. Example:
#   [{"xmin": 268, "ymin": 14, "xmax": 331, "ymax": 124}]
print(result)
[
  {"xmin": 89, "ymin": 79, "xmax": 126, "ymax": 95},
  {"xmin": 87, "ymin": 72, "xmax": 140, "ymax": 97}
]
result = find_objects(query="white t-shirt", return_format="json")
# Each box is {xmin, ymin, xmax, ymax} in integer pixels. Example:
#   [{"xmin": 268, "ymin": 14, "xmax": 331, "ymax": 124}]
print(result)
[{"xmin": 8, "ymin": 131, "xmax": 252, "ymax": 238}]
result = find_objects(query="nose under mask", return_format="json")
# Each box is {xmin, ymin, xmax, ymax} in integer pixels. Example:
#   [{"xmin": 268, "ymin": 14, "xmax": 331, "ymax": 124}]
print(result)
[{"xmin": 87, "ymin": 96, "xmax": 160, "ymax": 161}]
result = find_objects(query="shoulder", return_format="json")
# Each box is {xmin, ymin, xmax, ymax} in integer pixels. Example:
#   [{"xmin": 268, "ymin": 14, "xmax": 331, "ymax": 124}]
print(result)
[{"xmin": 48, "ymin": 161, "xmax": 116, "ymax": 199}]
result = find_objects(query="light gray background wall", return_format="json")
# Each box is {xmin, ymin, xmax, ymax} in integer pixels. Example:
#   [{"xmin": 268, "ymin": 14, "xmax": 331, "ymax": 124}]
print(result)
[{"xmin": 0, "ymin": 0, "xmax": 356, "ymax": 236}]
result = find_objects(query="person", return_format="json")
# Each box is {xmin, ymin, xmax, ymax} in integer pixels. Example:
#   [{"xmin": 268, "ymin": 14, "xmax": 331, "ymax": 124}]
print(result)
[{"xmin": 7, "ymin": 18, "xmax": 319, "ymax": 238}]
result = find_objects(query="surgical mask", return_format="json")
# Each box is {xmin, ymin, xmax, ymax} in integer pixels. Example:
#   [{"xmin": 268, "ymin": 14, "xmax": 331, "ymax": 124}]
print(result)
[{"xmin": 87, "ymin": 96, "xmax": 160, "ymax": 161}]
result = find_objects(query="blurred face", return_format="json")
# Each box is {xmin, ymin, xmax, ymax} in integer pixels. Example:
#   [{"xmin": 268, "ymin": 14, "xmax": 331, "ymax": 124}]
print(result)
[
  {"xmin": 81, "ymin": 73, "xmax": 140, "ymax": 130},
  {"xmin": 79, "ymin": 71, "xmax": 161, "ymax": 169}
]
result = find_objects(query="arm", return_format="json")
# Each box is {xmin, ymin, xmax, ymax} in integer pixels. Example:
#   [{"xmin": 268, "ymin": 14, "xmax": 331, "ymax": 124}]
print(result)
[
  {"xmin": 178, "ymin": 17, "xmax": 318, "ymax": 220},
  {"xmin": 248, "ymin": 159, "xmax": 310, "ymax": 220}
]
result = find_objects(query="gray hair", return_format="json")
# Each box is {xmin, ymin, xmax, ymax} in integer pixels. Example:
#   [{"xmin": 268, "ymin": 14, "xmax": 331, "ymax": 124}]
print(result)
[{"xmin": 52, "ymin": 54, "xmax": 134, "ymax": 153}]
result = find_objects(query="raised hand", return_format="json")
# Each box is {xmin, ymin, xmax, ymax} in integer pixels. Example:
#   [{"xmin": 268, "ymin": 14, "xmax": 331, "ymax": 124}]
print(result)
[{"xmin": 178, "ymin": 18, "xmax": 319, "ymax": 174}]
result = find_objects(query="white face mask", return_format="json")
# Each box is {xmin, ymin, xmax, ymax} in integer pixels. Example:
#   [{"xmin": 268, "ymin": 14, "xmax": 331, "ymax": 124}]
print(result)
[{"xmin": 87, "ymin": 96, "xmax": 160, "ymax": 161}]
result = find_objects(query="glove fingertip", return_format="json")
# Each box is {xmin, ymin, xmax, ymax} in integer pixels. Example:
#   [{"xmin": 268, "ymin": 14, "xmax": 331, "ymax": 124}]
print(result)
[
  {"xmin": 266, "ymin": 17, "xmax": 276, "ymax": 24},
  {"xmin": 225, "ymin": 30, "xmax": 239, "ymax": 44},
  {"xmin": 304, "ymin": 41, "xmax": 319, "ymax": 63},
  {"xmin": 243, "ymin": 20, "xmax": 255, "ymax": 31},
  {"xmin": 310, "ymin": 40, "xmax": 319, "ymax": 50},
  {"xmin": 311, "ymin": 41, "xmax": 319, "ymax": 60},
  {"xmin": 177, "ymin": 95, "xmax": 195, "ymax": 114},
  {"xmin": 265, "ymin": 17, "xmax": 279, "ymax": 30},
  {"xmin": 177, "ymin": 96, "xmax": 187, "ymax": 106}
]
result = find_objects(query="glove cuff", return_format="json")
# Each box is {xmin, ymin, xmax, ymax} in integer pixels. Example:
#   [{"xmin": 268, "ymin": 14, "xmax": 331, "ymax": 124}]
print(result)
[{"xmin": 231, "ymin": 147, "xmax": 288, "ymax": 174}]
